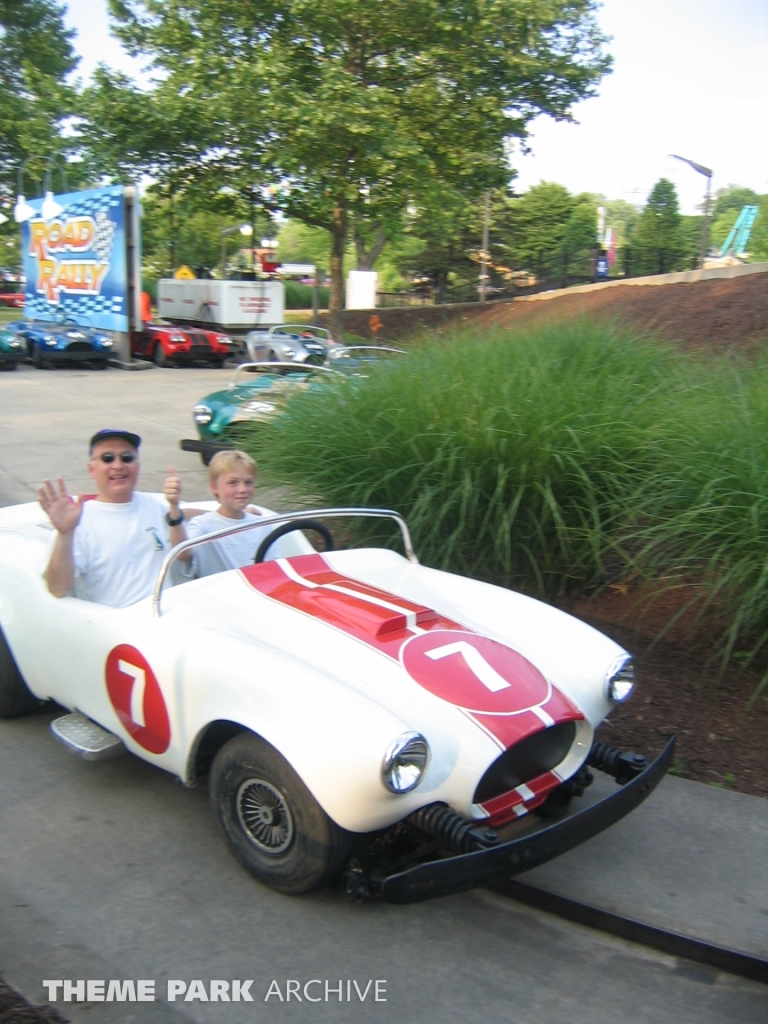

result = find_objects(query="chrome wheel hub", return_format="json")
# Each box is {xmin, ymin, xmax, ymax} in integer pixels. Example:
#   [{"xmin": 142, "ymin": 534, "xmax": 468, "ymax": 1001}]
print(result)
[{"xmin": 236, "ymin": 778, "xmax": 294, "ymax": 855}]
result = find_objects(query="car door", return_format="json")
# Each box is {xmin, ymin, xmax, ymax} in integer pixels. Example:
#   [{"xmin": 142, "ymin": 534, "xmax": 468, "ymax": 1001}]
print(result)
[{"xmin": 23, "ymin": 593, "xmax": 188, "ymax": 776}]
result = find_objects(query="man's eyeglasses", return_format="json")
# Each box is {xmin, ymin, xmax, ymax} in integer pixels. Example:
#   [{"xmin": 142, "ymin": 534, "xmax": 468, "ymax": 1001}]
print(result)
[{"xmin": 91, "ymin": 452, "xmax": 137, "ymax": 464}]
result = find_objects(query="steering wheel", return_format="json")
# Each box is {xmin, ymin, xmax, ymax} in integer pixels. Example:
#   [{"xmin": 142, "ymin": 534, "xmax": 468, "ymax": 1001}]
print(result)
[{"xmin": 254, "ymin": 519, "xmax": 335, "ymax": 563}]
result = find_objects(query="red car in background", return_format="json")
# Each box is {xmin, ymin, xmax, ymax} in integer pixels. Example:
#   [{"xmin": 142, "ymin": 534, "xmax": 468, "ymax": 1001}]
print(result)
[
  {"xmin": 132, "ymin": 321, "xmax": 234, "ymax": 367},
  {"xmin": 0, "ymin": 286, "xmax": 24, "ymax": 309}
]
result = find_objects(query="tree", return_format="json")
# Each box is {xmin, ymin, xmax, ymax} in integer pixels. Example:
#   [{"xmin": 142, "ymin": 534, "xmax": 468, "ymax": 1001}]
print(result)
[
  {"xmin": 746, "ymin": 197, "xmax": 768, "ymax": 261},
  {"xmin": 560, "ymin": 199, "xmax": 597, "ymax": 256},
  {"xmin": 93, "ymin": 0, "xmax": 611, "ymax": 331},
  {"xmin": 389, "ymin": 184, "xmax": 485, "ymax": 302},
  {"xmin": 276, "ymin": 221, "xmax": 332, "ymax": 274},
  {"xmin": 139, "ymin": 191, "xmax": 272, "ymax": 282},
  {"xmin": 602, "ymin": 198, "xmax": 640, "ymax": 249},
  {"xmin": 712, "ymin": 184, "xmax": 760, "ymax": 221},
  {"xmin": 709, "ymin": 185, "xmax": 764, "ymax": 258},
  {"xmin": 497, "ymin": 182, "xmax": 575, "ymax": 267},
  {"xmin": 631, "ymin": 178, "xmax": 687, "ymax": 275},
  {"xmin": 494, "ymin": 183, "xmax": 597, "ymax": 282},
  {"xmin": 0, "ymin": 0, "xmax": 78, "ymax": 262}
]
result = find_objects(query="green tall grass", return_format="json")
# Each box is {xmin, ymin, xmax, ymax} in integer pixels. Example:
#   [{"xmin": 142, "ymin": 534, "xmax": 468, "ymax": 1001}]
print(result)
[{"xmin": 236, "ymin": 320, "xmax": 768, "ymax": 689}]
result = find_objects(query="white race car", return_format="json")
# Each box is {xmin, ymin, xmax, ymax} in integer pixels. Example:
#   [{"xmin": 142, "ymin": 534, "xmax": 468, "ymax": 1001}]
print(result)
[{"xmin": 0, "ymin": 502, "xmax": 674, "ymax": 903}]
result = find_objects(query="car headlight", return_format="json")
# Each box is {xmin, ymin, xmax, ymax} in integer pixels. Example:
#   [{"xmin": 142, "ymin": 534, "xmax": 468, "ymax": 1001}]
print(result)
[
  {"xmin": 381, "ymin": 732, "xmax": 430, "ymax": 793},
  {"xmin": 606, "ymin": 654, "xmax": 635, "ymax": 703},
  {"xmin": 193, "ymin": 404, "xmax": 213, "ymax": 425},
  {"xmin": 281, "ymin": 347, "xmax": 295, "ymax": 358},
  {"xmin": 246, "ymin": 401, "xmax": 277, "ymax": 413},
  {"xmin": 100, "ymin": 338, "xmax": 113, "ymax": 348},
  {"xmin": 170, "ymin": 333, "xmax": 187, "ymax": 343},
  {"xmin": 44, "ymin": 336, "xmax": 57, "ymax": 346},
  {"xmin": 8, "ymin": 339, "xmax": 20, "ymax": 348},
  {"xmin": 217, "ymin": 335, "xmax": 233, "ymax": 345}
]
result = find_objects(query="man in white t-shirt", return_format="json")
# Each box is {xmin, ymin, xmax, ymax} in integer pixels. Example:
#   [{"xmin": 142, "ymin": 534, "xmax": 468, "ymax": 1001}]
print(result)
[{"xmin": 38, "ymin": 429, "xmax": 188, "ymax": 607}]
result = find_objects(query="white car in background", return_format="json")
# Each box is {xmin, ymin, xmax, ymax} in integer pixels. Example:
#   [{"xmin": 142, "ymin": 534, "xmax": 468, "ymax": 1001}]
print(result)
[
  {"xmin": 243, "ymin": 324, "xmax": 337, "ymax": 365},
  {"xmin": 0, "ymin": 501, "xmax": 673, "ymax": 902}
]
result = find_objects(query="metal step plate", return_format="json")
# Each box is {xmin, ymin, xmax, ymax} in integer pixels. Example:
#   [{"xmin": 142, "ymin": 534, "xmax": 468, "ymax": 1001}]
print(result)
[{"xmin": 50, "ymin": 712, "xmax": 126, "ymax": 761}]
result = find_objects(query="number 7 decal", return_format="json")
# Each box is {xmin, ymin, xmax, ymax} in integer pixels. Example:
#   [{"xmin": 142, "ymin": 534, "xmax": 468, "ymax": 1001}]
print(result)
[
  {"xmin": 119, "ymin": 659, "xmax": 147, "ymax": 727},
  {"xmin": 106, "ymin": 645, "xmax": 171, "ymax": 754},
  {"xmin": 425, "ymin": 640, "xmax": 511, "ymax": 693}
]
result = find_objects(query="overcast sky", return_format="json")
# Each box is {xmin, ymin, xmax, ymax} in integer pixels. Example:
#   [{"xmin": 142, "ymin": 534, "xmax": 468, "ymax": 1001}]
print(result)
[{"xmin": 63, "ymin": 0, "xmax": 768, "ymax": 214}]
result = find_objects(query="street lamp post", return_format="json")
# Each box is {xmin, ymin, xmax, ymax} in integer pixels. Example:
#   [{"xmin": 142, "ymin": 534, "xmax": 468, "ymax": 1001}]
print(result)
[
  {"xmin": 479, "ymin": 191, "xmax": 490, "ymax": 302},
  {"xmin": 670, "ymin": 154, "xmax": 713, "ymax": 269},
  {"xmin": 41, "ymin": 155, "xmax": 69, "ymax": 221},
  {"xmin": 220, "ymin": 223, "xmax": 253, "ymax": 280}
]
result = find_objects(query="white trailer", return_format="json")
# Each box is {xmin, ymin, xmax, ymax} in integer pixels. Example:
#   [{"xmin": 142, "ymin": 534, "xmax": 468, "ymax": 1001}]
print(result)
[{"xmin": 157, "ymin": 279, "xmax": 285, "ymax": 329}]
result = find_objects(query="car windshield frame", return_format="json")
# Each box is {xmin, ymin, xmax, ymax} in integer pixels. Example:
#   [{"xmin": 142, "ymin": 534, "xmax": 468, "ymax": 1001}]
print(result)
[
  {"xmin": 230, "ymin": 362, "xmax": 342, "ymax": 387},
  {"xmin": 152, "ymin": 507, "xmax": 419, "ymax": 616}
]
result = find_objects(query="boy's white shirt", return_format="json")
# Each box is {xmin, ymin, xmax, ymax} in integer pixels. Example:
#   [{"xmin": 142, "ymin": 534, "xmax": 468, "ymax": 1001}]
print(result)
[{"xmin": 186, "ymin": 509, "xmax": 298, "ymax": 576}]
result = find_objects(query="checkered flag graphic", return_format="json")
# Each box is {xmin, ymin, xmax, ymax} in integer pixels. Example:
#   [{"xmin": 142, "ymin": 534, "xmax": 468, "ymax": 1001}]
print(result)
[{"xmin": 92, "ymin": 211, "xmax": 116, "ymax": 262}]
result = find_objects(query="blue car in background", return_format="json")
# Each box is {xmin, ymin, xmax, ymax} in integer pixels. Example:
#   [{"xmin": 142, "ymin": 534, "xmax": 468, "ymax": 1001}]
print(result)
[{"xmin": 6, "ymin": 316, "xmax": 114, "ymax": 369}]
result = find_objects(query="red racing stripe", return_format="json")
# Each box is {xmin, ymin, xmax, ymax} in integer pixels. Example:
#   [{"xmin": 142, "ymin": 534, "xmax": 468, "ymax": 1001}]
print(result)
[{"xmin": 239, "ymin": 555, "xmax": 583, "ymax": 767}]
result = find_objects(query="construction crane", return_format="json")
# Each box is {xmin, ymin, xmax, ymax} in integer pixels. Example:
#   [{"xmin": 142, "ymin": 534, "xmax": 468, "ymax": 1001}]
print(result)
[{"xmin": 719, "ymin": 205, "xmax": 759, "ymax": 258}]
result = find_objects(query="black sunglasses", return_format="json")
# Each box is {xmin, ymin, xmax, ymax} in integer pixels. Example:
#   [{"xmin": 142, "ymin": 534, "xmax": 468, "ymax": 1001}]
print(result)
[{"xmin": 92, "ymin": 452, "xmax": 137, "ymax": 464}]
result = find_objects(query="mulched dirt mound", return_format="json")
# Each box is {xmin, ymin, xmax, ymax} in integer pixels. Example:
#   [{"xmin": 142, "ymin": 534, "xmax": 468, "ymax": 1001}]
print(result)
[
  {"xmin": 332, "ymin": 269, "xmax": 768, "ymax": 352},
  {"xmin": 477, "ymin": 271, "xmax": 768, "ymax": 353},
  {"xmin": 0, "ymin": 980, "xmax": 68, "ymax": 1024}
]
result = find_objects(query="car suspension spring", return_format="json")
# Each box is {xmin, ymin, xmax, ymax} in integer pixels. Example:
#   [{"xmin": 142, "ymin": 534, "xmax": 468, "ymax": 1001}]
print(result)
[
  {"xmin": 407, "ymin": 802, "xmax": 499, "ymax": 853},
  {"xmin": 588, "ymin": 742, "xmax": 647, "ymax": 785}
]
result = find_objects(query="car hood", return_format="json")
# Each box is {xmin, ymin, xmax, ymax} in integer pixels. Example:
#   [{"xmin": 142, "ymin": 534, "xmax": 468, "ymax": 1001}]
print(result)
[
  {"xmin": 198, "ymin": 374, "xmax": 322, "ymax": 435},
  {"xmin": 166, "ymin": 548, "xmax": 623, "ymax": 757}
]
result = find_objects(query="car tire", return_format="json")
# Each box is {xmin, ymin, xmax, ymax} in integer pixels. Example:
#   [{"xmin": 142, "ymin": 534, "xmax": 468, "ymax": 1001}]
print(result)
[
  {"xmin": 153, "ymin": 343, "xmax": 168, "ymax": 367},
  {"xmin": 0, "ymin": 625, "xmax": 40, "ymax": 719},
  {"xmin": 33, "ymin": 345, "xmax": 46, "ymax": 370},
  {"xmin": 210, "ymin": 732, "xmax": 351, "ymax": 895}
]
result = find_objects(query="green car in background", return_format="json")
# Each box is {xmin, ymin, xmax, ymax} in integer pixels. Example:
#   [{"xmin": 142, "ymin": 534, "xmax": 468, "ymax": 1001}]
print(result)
[
  {"xmin": 180, "ymin": 347, "xmax": 404, "ymax": 465},
  {"xmin": 0, "ymin": 326, "xmax": 24, "ymax": 369}
]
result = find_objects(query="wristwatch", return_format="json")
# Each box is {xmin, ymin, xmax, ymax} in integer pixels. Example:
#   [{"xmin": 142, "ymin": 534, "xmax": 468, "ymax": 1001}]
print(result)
[{"xmin": 166, "ymin": 510, "xmax": 184, "ymax": 527}]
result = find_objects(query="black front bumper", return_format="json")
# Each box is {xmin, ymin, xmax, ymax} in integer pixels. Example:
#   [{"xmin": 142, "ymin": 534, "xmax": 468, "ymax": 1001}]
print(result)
[
  {"xmin": 376, "ymin": 736, "xmax": 676, "ymax": 905},
  {"xmin": 40, "ymin": 348, "xmax": 105, "ymax": 362},
  {"xmin": 180, "ymin": 437, "xmax": 235, "ymax": 460}
]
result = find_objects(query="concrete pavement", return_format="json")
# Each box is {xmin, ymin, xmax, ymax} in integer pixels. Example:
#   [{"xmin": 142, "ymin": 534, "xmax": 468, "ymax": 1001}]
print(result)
[
  {"xmin": 1, "ymin": 709, "xmax": 766, "ymax": 1024},
  {"xmin": 0, "ymin": 362, "xmax": 287, "ymax": 509}
]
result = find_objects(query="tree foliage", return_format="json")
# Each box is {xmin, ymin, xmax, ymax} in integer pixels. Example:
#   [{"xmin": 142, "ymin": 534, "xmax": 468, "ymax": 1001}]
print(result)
[
  {"xmin": 709, "ymin": 185, "xmax": 767, "ymax": 260},
  {"xmin": 493, "ymin": 182, "xmax": 597, "ymax": 273},
  {"xmin": 90, "ymin": 0, "xmax": 611, "ymax": 325},
  {"xmin": 631, "ymin": 178, "xmax": 688, "ymax": 275},
  {"xmin": 0, "ymin": 0, "xmax": 78, "ymax": 255}
]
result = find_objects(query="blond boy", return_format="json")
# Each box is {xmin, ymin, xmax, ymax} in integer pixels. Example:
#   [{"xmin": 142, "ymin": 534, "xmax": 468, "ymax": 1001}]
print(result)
[{"xmin": 184, "ymin": 450, "xmax": 276, "ymax": 576}]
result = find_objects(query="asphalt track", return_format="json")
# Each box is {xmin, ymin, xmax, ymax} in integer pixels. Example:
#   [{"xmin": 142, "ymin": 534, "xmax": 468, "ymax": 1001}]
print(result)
[{"xmin": 0, "ymin": 364, "xmax": 766, "ymax": 1023}]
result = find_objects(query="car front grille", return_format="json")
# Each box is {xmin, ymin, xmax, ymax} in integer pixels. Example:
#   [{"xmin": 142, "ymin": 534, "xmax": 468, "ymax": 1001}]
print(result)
[
  {"xmin": 473, "ymin": 722, "xmax": 577, "ymax": 803},
  {"xmin": 185, "ymin": 329, "xmax": 212, "ymax": 353},
  {"xmin": 66, "ymin": 342, "xmax": 94, "ymax": 353}
]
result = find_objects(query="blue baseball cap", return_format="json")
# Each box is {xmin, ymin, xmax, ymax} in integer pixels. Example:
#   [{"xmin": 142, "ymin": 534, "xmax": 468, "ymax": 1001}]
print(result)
[{"xmin": 89, "ymin": 429, "xmax": 141, "ymax": 452}]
